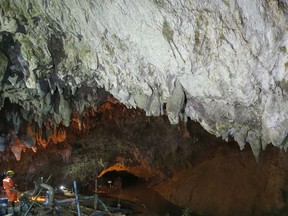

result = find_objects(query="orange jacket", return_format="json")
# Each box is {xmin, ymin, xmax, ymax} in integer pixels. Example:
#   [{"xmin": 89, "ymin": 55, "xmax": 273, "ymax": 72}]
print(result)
[{"xmin": 3, "ymin": 176, "xmax": 17, "ymax": 201}]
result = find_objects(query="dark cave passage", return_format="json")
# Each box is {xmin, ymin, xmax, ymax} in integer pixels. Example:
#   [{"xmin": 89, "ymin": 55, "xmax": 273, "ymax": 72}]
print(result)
[
  {"xmin": 96, "ymin": 170, "xmax": 199, "ymax": 216},
  {"xmin": 100, "ymin": 170, "xmax": 143, "ymax": 189}
]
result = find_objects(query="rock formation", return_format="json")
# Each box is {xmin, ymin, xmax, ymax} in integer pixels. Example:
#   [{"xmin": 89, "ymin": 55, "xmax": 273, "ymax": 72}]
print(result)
[{"xmin": 1, "ymin": 0, "xmax": 288, "ymax": 160}]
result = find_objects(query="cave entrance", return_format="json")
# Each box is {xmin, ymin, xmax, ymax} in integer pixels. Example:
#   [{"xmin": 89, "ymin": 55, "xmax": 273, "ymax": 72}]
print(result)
[
  {"xmin": 99, "ymin": 170, "xmax": 144, "ymax": 190},
  {"xmin": 97, "ymin": 170, "xmax": 186, "ymax": 215}
]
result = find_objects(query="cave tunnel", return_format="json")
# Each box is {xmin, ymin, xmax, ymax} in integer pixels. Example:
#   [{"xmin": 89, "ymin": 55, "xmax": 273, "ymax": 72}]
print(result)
[
  {"xmin": 100, "ymin": 170, "xmax": 142, "ymax": 189},
  {"xmin": 73, "ymin": 170, "xmax": 144, "ymax": 196},
  {"xmin": 97, "ymin": 170, "xmax": 186, "ymax": 216}
]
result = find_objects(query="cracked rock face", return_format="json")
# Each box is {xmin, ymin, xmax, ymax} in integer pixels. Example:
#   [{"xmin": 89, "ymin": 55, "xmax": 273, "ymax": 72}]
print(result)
[{"xmin": 0, "ymin": 0, "xmax": 288, "ymax": 159}]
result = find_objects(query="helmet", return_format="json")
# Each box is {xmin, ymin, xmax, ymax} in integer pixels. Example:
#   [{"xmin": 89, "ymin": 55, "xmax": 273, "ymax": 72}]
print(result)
[{"xmin": 6, "ymin": 170, "xmax": 15, "ymax": 176}]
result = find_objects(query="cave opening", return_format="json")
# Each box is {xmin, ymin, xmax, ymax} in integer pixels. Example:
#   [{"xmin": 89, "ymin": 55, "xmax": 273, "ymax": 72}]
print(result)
[
  {"xmin": 99, "ymin": 170, "xmax": 144, "ymax": 190},
  {"xmin": 97, "ymin": 170, "xmax": 186, "ymax": 216}
]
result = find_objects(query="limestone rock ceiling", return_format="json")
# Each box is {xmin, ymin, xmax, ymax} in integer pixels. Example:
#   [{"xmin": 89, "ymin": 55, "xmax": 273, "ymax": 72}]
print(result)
[{"xmin": 0, "ymin": 0, "xmax": 287, "ymax": 159}]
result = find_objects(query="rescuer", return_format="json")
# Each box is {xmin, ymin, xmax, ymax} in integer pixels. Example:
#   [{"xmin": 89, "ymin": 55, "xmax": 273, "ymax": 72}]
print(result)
[{"xmin": 3, "ymin": 170, "xmax": 18, "ymax": 210}]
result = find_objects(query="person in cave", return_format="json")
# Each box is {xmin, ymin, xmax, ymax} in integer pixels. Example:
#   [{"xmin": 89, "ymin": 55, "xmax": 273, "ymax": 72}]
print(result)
[{"xmin": 3, "ymin": 170, "xmax": 18, "ymax": 212}]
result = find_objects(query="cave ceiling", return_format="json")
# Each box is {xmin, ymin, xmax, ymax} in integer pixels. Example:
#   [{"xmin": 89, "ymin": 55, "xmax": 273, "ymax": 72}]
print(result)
[{"xmin": 0, "ymin": 0, "xmax": 288, "ymax": 161}]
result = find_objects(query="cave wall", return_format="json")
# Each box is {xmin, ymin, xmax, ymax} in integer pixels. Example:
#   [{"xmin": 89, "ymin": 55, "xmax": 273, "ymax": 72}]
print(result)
[
  {"xmin": 156, "ymin": 144, "xmax": 288, "ymax": 216},
  {"xmin": 0, "ymin": 0, "xmax": 287, "ymax": 160},
  {"xmin": 0, "ymin": 100, "xmax": 197, "ymax": 183}
]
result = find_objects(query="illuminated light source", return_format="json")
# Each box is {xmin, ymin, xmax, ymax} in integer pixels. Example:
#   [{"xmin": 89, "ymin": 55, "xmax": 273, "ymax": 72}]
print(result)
[
  {"xmin": 108, "ymin": 180, "xmax": 112, "ymax": 188},
  {"xmin": 59, "ymin": 185, "xmax": 75, "ymax": 197}
]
